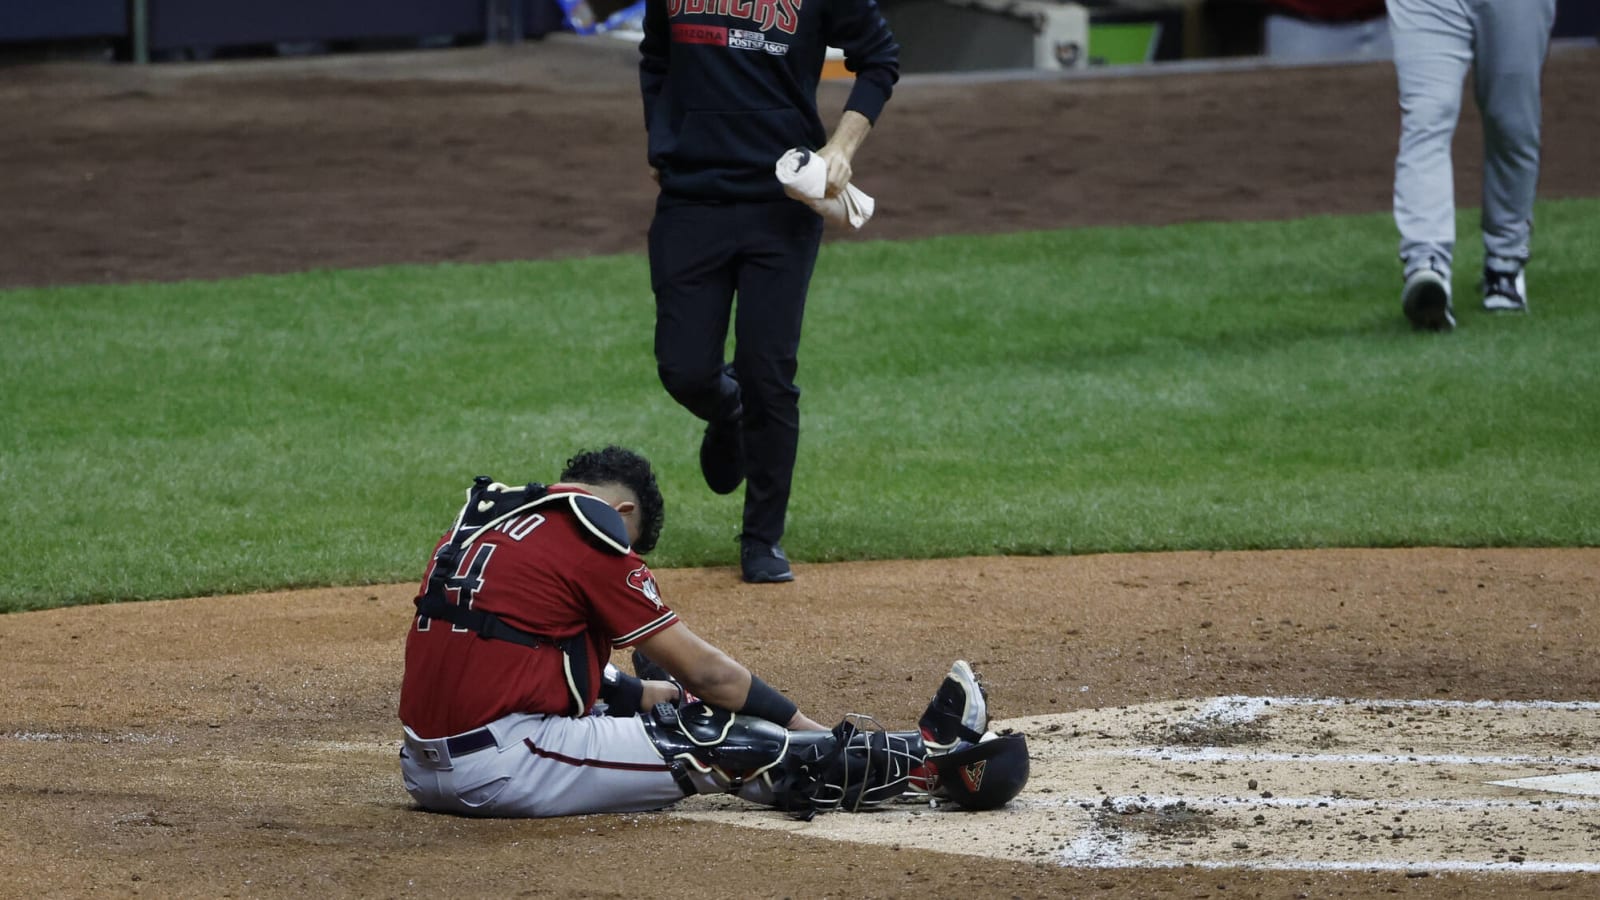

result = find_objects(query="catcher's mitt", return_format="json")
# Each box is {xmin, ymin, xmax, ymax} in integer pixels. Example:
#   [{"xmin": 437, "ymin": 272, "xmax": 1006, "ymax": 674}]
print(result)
[{"xmin": 774, "ymin": 715, "xmax": 920, "ymax": 820}]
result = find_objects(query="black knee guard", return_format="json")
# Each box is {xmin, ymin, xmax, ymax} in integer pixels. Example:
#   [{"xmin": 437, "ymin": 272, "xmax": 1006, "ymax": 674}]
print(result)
[{"xmin": 641, "ymin": 701, "xmax": 796, "ymax": 798}]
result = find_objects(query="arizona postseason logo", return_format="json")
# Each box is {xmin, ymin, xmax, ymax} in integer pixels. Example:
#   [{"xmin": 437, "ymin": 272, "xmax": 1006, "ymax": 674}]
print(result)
[
  {"xmin": 668, "ymin": 0, "xmax": 802, "ymax": 35},
  {"xmin": 627, "ymin": 565, "xmax": 664, "ymax": 609}
]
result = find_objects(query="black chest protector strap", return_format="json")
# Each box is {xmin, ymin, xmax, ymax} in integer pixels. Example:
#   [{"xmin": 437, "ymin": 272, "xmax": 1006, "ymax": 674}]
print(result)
[
  {"xmin": 413, "ymin": 475, "xmax": 623, "ymax": 716},
  {"xmin": 415, "ymin": 591, "xmax": 558, "ymax": 651}
]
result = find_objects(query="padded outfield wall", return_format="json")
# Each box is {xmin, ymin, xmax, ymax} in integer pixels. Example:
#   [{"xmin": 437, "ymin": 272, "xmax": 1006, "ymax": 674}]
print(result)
[
  {"xmin": 0, "ymin": 0, "xmax": 569, "ymax": 49},
  {"xmin": 141, "ymin": 0, "xmax": 485, "ymax": 52},
  {"xmin": 0, "ymin": 0, "xmax": 126, "ymax": 42}
]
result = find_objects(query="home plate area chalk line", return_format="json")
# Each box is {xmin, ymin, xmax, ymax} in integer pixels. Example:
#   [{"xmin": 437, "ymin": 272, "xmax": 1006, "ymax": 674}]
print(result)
[{"xmin": 669, "ymin": 696, "xmax": 1600, "ymax": 873}]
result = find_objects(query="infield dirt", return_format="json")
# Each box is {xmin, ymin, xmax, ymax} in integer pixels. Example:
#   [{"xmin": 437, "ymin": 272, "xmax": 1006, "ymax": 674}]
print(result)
[{"xmin": 3, "ymin": 36, "xmax": 1599, "ymax": 899}]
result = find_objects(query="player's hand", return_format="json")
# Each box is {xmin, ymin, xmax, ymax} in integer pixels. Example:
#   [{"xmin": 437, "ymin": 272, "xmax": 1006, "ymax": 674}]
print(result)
[
  {"xmin": 814, "ymin": 145, "xmax": 852, "ymax": 199},
  {"xmin": 817, "ymin": 110, "xmax": 872, "ymax": 198},
  {"xmin": 649, "ymin": 167, "xmax": 660, "ymax": 184},
  {"xmin": 642, "ymin": 679, "xmax": 692, "ymax": 707}
]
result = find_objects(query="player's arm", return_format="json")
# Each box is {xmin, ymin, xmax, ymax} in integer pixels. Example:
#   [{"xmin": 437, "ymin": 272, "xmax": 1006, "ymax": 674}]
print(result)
[
  {"xmin": 817, "ymin": 0, "xmax": 899, "ymax": 197},
  {"xmin": 638, "ymin": 0, "xmax": 669, "ymax": 117},
  {"xmin": 817, "ymin": 111, "xmax": 871, "ymax": 198},
  {"xmin": 635, "ymin": 622, "xmax": 827, "ymax": 730},
  {"xmin": 639, "ymin": 0, "xmax": 670, "ymax": 183}
]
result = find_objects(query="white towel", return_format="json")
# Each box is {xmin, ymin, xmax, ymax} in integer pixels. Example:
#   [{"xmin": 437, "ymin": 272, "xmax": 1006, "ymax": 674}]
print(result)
[{"xmin": 774, "ymin": 148, "xmax": 875, "ymax": 230}]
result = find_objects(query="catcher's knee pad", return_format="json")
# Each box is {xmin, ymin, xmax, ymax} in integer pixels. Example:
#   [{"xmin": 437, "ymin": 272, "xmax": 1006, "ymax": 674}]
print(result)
[
  {"xmin": 642, "ymin": 701, "xmax": 793, "ymax": 797},
  {"xmin": 923, "ymin": 732, "xmax": 1029, "ymax": 810}
]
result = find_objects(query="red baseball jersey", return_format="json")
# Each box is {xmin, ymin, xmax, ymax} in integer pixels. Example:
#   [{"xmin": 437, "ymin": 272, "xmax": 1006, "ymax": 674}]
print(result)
[{"xmin": 399, "ymin": 486, "xmax": 677, "ymax": 738}]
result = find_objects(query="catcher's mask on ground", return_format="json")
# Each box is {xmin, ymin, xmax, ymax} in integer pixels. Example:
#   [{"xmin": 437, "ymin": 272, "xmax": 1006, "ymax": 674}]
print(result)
[{"xmin": 927, "ymin": 733, "xmax": 1029, "ymax": 810}]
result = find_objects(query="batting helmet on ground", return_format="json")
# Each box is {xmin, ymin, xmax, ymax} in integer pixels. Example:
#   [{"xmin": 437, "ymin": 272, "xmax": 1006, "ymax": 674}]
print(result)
[{"xmin": 925, "ymin": 732, "xmax": 1030, "ymax": 810}]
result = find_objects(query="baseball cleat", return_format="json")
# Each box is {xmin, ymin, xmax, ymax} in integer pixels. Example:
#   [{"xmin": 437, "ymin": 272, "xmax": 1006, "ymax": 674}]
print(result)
[
  {"xmin": 1482, "ymin": 267, "xmax": 1528, "ymax": 313},
  {"xmin": 919, "ymin": 659, "xmax": 989, "ymax": 754},
  {"xmin": 1401, "ymin": 262, "xmax": 1455, "ymax": 332}
]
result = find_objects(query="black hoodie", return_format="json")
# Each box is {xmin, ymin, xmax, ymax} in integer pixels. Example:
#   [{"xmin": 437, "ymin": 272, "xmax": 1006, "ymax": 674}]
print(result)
[{"xmin": 639, "ymin": 0, "xmax": 899, "ymax": 201}]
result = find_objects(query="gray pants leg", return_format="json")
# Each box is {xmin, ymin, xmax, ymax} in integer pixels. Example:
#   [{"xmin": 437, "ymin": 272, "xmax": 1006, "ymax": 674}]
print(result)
[
  {"xmin": 1389, "ymin": 0, "xmax": 1474, "ymax": 273},
  {"xmin": 1472, "ymin": 0, "xmax": 1555, "ymax": 272}
]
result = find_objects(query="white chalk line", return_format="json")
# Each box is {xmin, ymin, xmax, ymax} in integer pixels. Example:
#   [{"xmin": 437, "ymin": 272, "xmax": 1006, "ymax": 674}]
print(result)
[
  {"xmin": 1100, "ymin": 747, "xmax": 1600, "ymax": 767},
  {"xmin": 1020, "ymin": 793, "xmax": 1600, "ymax": 813},
  {"xmin": 1192, "ymin": 695, "xmax": 1600, "ymax": 714},
  {"xmin": 1169, "ymin": 696, "xmax": 1600, "ymax": 727}
]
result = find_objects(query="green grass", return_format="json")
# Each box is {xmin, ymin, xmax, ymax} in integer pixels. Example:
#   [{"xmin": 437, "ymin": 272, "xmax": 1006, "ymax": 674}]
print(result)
[{"xmin": 3, "ymin": 199, "xmax": 1598, "ymax": 612}]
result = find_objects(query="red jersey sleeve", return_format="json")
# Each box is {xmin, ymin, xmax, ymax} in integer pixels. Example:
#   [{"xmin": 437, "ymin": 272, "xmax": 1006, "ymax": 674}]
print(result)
[{"xmin": 577, "ymin": 555, "xmax": 678, "ymax": 647}]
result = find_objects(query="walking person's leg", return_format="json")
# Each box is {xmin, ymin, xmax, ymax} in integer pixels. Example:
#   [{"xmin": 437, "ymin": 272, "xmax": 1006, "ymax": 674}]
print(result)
[
  {"xmin": 1389, "ymin": 0, "xmax": 1475, "ymax": 329},
  {"xmin": 730, "ymin": 201, "xmax": 824, "ymax": 583},
  {"xmin": 651, "ymin": 200, "xmax": 746, "ymax": 491},
  {"xmin": 1472, "ymin": 0, "xmax": 1556, "ymax": 312}
]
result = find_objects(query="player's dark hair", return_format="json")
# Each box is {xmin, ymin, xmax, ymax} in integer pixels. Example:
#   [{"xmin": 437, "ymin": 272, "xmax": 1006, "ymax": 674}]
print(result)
[{"xmin": 560, "ymin": 445, "xmax": 665, "ymax": 555}]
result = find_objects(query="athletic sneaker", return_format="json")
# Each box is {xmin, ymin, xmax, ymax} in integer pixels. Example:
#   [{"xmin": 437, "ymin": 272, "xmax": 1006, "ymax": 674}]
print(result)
[
  {"xmin": 919, "ymin": 659, "xmax": 989, "ymax": 754},
  {"xmin": 740, "ymin": 540, "xmax": 794, "ymax": 584},
  {"xmin": 1401, "ymin": 259, "xmax": 1455, "ymax": 332},
  {"xmin": 1482, "ymin": 267, "xmax": 1528, "ymax": 313}
]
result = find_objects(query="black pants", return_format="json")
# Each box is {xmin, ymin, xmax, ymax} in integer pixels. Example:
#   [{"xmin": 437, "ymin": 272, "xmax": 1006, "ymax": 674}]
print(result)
[{"xmin": 648, "ymin": 196, "xmax": 824, "ymax": 546}]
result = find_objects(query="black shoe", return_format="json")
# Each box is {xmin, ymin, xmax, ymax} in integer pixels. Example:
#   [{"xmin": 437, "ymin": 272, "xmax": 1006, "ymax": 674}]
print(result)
[
  {"xmin": 1400, "ymin": 260, "xmax": 1455, "ymax": 332},
  {"xmin": 918, "ymin": 660, "xmax": 990, "ymax": 754},
  {"xmin": 1482, "ymin": 266, "xmax": 1528, "ymax": 313},
  {"xmin": 740, "ymin": 540, "xmax": 794, "ymax": 584},
  {"xmin": 699, "ymin": 417, "xmax": 743, "ymax": 495}
]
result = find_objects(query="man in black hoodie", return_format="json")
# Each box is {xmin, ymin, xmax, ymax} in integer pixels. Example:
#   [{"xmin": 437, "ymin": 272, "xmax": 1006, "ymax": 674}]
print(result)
[{"xmin": 640, "ymin": 0, "xmax": 899, "ymax": 584}]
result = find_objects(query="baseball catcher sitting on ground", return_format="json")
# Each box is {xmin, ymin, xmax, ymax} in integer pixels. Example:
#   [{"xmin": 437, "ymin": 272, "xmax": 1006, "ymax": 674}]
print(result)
[{"xmin": 398, "ymin": 445, "xmax": 1028, "ymax": 818}]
